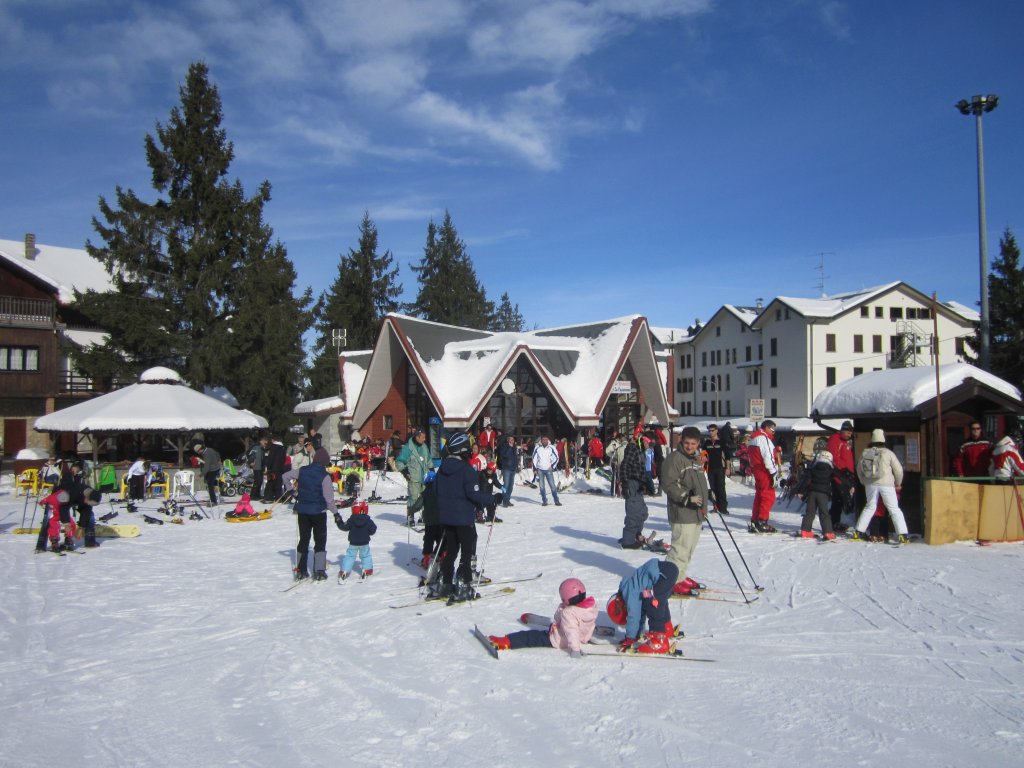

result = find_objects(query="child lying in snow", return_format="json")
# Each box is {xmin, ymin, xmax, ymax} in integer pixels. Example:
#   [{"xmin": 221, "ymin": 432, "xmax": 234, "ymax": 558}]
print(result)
[{"xmin": 487, "ymin": 578, "xmax": 599, "ymax": 657}]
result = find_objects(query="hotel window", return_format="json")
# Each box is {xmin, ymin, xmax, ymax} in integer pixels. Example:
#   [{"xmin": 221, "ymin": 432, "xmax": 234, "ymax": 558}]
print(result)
[
  {"xmin": 0, "ymin": 346, "xmax": 40, "ymax": 371},
  {"xmin": 826, "ymin": 334, "xmax": 836, "ymax": 352},
  {"xmin": 860, "ymin": 306, "xmax": 869, "ymax": 318},
  {"xmin": 853, "ymin": 335, "xmax": 863, "ymax": 353},
  {"xmin": 826, "ymin": 367, "xmax": 836, "ymax": 386},
  {"xmin": 872, "ymin": 335, "xmax": 883, "ymax": 353}
]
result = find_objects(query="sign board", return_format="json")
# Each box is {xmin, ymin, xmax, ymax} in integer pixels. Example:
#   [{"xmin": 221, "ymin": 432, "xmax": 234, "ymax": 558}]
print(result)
[
  {"xmin": 748, "ymin": 399, "xmax": 765, "ymax": 421},
  {"xmin": 611, "ymin": 380, "xmax": 633, "ymax": 395}
]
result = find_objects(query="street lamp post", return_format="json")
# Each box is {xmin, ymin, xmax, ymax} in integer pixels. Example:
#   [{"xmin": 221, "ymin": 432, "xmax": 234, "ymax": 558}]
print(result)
[{"xmin": 956, "ymin": 94, "xmax": 999, "ymax": 371}]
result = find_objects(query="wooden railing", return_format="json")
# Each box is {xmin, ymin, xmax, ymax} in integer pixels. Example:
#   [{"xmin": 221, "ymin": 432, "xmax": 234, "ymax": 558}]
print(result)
[{"xmin": 0, "ymin": 296, "xmax": 55, "ymax": 327}]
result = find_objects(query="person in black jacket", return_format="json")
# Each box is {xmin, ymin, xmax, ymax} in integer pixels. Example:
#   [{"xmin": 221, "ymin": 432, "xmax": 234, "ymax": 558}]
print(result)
[
  {"xmin": 702, "ymin": 424, "xmax": 730, "ymax": 515},
  {"xmin": 263, "ymin": 436, "xmax": 287, "ymax": 502},
  {"xmin": 478, "ymin": 462, "xmax": 505, "ymax": 523},
  {"xmin": 799, "ymin": 450, "xmax": 836, "ymax": 539},
  {"xmin": 618, "ymin": 438, "xmax": 649, "ymax": 548},
  {"xmin": 430, "ymin": 431, "xmax": 493, "ymax": 603}
]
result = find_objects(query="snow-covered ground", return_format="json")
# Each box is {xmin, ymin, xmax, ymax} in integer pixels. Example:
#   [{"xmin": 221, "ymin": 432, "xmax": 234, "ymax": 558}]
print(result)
[{"xmin": 1, "ymin": 471, "xmax": 1022, "ymax": 767}]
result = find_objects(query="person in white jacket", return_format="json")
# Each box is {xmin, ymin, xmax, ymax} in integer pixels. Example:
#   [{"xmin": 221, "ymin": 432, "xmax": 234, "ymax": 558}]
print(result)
[
  {"xmin": 852, "ymin": 429, "xmax": 909, "ymax": 543},
  {"xmin": 989, "ymin": 435, "xmax": 1024, "ymax": 479},
  {"xmin": 531, "ymin": 435, "xmax": 561, "ymax": 506}
]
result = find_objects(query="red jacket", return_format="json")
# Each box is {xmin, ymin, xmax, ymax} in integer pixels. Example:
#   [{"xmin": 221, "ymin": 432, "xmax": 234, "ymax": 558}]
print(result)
[
  {"xmin": 587, "ymin": 437, "xmax": 604, "ymax": 459},
  {"xmin": 749, "ymin": 428, "xmax": 778, "ymax": 475},
  {"xmin": 952, "ymin": 439, "xmax": 993, "ymax": 477},
  {"xmin": 827, "ymin": 432, "xmax": 855, "ymax": 475},
  {"xmin": 478, "ymin": 428, "xmax": 497, "ymax": 450}
]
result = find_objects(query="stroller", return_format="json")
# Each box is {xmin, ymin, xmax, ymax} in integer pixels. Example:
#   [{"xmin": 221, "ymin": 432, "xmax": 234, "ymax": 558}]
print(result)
[{"xmin": 219, "ymin": 458, "xmax": 254, "ymax": 498}]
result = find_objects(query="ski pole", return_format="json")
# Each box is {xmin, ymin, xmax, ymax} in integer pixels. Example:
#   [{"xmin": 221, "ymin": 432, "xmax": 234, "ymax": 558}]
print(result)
[
  {"xmin": 20, "ymin": 487, "xmax": 33, "ymax": 529},
  {"xmin": 714, "ymin": 507, "xmax": 764, "ymax": 592},
  {"xmin": 703, "ymin": 514, "xmax": 755, "ymax": 604},
  {"xmin": 474, "ymin": 512, "xmax": 497, "ymax": 589}
]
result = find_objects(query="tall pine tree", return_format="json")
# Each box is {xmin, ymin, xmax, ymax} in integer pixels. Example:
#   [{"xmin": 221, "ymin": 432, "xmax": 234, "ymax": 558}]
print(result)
[
  {"xmin": 985, "ymin": 228, "xmax": 1024, "ymax": 389},
  {"xmin": 408, "ymin": 211, "xmax": 494, "ymax": 328},
  {"xmin": 308, "ymin": 213, "xmax": 402, "ymax": 397},
  {"xmin": 491, "ymin": 292, "xmax": 526, "ymax": 332},
  {"xmin": 75, "ymin": 61, "xmax": 312, "ymax": 432}
]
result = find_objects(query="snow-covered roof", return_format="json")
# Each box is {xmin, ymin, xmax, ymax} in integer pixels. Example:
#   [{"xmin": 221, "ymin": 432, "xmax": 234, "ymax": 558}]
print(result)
[
  {"xmin": 773, "ymin": 283, "xmax": 900, "ymax": 318},
  {"xmin": 812, "ymin": 363, "xmax": 1022, "ymax": 416},
  {"xmin": 763, "ymin": 282, "xmax": 977, "ymax": 325},
  {"xmin": 649, "ymin": 326, "xmax": 693, "ymax": 346},
  {"xmin": 943, "ymin": 300, "xmax": 980, "ymax": 322},
  {"xmin": 34, "ymin": 367, "xmax": 268, "ymax": 432},
  {"xmin": 0, "ymin": 237, "xmax": 113, "ymax": 304},
  {"xmin": 62, "ymin": 328, "xmax": 108, "ymax": 348},
  {"xmin": 294, "ymin": 395, "xmax": 345, "ymax": 415},
  {"xmin": 351, "ymin": 313, "xmax": 672, "ymax": 429}
]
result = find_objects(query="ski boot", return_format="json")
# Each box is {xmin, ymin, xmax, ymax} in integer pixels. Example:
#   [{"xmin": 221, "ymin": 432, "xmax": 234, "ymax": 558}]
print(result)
[
  {"xmin": 665, "ymin": 621, "xmax": 685, "ymax": 639},
  {"xmin": 417, "ymin": 554, "xmax": 431, "ymax": 570},
  {"xmin": 446, "ymin": 580, "xmax": 480, "ymax": 605},
  {"xmin": 49, "ymin": 536, "xmax": 62, "ymax": 554},
  {"xmin": 896, "ymin": 534, "xmax": 909, "ymax": 545},
  {"xmin": 672, "ymin": 581, "xmax": 697, "ymax": 596},
  {"xmin": 427, "ymin": 580, "xmax": 452, "ymax": 601},
  {"xmin": 821, "ymin": 532, "xmax": 837, "ymax": 541},
  {"xmin": 635, "ymin": 631, "xmax": 672, "ymax": 655},
  {"xmin": 338, "ymin": 570, "xmax": 350, "ymax": 581},
  {"xmin": 62, "ymin": 536, "xmax": 75, "ymax": 552},
  {"xmin": 799, "ymin": 529, "xmax": 816, "ymax": 539},
  {"xmin": 293, "ymin": 568, "xmax": 309, "ymax": 581},
  {"xmin": 851, "ymin": 529, "xmax": 866, "ymax": 541},
  {"xmin": 189, "ymin": 511, "xmax": 203, "ymax": 521},
  {"xmin": 487, "ymin": 635, "xmax": 511, "ymax": 651},
  {"xmin": 313, "ymin": 570, "xmax": 328, "ymax": 581}
]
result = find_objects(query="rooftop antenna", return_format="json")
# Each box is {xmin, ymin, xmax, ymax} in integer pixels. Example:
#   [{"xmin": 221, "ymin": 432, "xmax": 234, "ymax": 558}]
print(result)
[
  {"xmin": 814, "ymin": 252, "xmax": 834, "ymax": 296},
  {"xmin": 331, "ymin": 328, "xmax": 347, "ymax": 352}
]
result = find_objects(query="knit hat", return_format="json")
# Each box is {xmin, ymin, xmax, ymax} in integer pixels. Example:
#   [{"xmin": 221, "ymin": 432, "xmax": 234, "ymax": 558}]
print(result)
[
  {"xmin": 841, "ymin": 421, "xmax": 854, "ymax": 431},
  {"xmin": 313, "ymin": 448, "xmax": 331, "ymax": 466},
  {"xmin": 870, "ymin": 428, "xmax": 885, "ymax": 444},
  {"xmin": 816, "ymin": 450, "xmax": 834, "ymax": 464}
]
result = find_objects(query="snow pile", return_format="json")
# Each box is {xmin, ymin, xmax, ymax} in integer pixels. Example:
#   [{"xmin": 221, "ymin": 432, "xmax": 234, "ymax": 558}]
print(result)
[{"xmin": 1, "ymin": 473, "xmax": 1021, "ymax": 766}]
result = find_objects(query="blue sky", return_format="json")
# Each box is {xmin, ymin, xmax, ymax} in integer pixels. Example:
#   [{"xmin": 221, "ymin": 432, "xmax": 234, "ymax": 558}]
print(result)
[{"xmin": 2, "ymin": 0, "xmax": 1022, "ymax": 336}]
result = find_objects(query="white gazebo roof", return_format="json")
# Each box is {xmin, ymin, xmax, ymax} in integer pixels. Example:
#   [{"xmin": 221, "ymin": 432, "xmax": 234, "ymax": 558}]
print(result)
[{"xmin": 34, "ymin": 367, "xmax": 268, "ymax": 433}]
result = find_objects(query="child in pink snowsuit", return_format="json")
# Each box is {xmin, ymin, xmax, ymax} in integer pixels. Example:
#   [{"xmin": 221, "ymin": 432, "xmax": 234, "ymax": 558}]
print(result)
[{"xmin": 487, "ymin": 578, "xmax": 599, "ymax": 657}]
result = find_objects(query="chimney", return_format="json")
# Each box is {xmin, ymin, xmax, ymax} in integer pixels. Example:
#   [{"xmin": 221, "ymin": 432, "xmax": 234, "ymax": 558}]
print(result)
[
  {"xmin": 755, "ymin": 297, "xmax": 763, "ymax": 312},
  {"xmin": 25, "ymin": 233, "xmax": 37, "ymax": 260}
]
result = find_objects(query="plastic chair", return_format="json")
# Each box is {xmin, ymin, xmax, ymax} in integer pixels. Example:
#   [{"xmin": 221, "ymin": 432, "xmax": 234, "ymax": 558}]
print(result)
[
  {"xmin": 148, "ymin": 464, "xmax": 170, "ymax": 498},
  {"xmin": 172, "ymin": 470, "xmax": 195, "ymax": 499},
  {"xmin": 15, "ymin": 468, "xmax": 39, "ymax": 496}
]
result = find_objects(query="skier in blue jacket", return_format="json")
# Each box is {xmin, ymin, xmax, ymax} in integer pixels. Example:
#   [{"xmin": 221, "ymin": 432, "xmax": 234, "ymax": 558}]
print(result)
[
  {"xmin": 431, "ymin": 431, "xmax": 493, "ymax": 603},
  {"xmin": 606, "ymin": 558, "xmax": 679, "ymax": 655}
]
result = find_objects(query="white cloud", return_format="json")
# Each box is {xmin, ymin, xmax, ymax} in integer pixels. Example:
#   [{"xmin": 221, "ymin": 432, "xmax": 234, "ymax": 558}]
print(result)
[
  {"xmin": 818, "ymin": 1, "xmax": 852, "ymax": 40},
  {"xmin": 408, "ymin": 90, "xmax": 561, "ymax": 170}
]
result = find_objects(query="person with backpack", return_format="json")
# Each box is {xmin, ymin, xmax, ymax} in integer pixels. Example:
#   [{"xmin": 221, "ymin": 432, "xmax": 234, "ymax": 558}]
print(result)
[
  {"xmin": 798, "ymin": 450, "xmax": 836, "ymax": 540},
  {"xmin": 852, "ymin": 429, "xmax": 909, "ymax": 544}
]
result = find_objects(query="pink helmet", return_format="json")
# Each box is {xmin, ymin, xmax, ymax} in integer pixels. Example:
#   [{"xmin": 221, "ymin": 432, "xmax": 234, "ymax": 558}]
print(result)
[{"xmin": 558, "ymin": 577, "xmax": 587, "ymax": 606}]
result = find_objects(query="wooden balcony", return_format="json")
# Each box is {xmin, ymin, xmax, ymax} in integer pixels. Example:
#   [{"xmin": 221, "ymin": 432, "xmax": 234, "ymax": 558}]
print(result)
[{"xmin": 0, "ymin": 296, "xmax": 56, "ymax": 328}]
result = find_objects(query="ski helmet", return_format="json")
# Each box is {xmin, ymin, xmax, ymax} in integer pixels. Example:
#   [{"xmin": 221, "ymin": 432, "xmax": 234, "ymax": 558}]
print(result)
[
  {"xmin": 352, "ymin": 501, "xmax": 369, "ymax": 515},
  {"xmin": 606, "ymin": 593, "xmax": 628, "ymax": 626},
  {"xmin": 445, "ymin": 431, "xmax": 471, "ymax": 457},
  {"xmin": 558, "ymin": 577, "xmax": 587, "ymax": 606}
]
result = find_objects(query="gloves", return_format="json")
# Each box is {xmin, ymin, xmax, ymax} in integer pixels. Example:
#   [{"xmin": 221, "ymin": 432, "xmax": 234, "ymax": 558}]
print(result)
[
  {"xmin": 772, "ymin": 473, "xmax": 782, "ymax": 488},
  {"xmin": 569, "ymin": 650, "xmax": 584, "ymax": 659},
  {"xmin": 688, "ymin": 494, "xmax": 703, "ymax": 509},
  {"xmin": 333, "ymin": 511, "xmax": 345, "ymax": 530},
  {"xmin": 617, "ymin": 638, "xmax": 634, "ymax": 653},
  {"xmin": 641, "ymin": 589, "xmax": 653, "ymax": 599}
]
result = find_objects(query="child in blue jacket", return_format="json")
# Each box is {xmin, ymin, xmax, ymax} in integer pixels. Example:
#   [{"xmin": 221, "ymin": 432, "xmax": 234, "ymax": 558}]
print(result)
[
  {"xmin": 606, "ymin": 558, "xmax": 678, "ymax": 654},
  {"xmin": 334, "ymin": 501, "xmax": 377, "ymax": 579}
]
